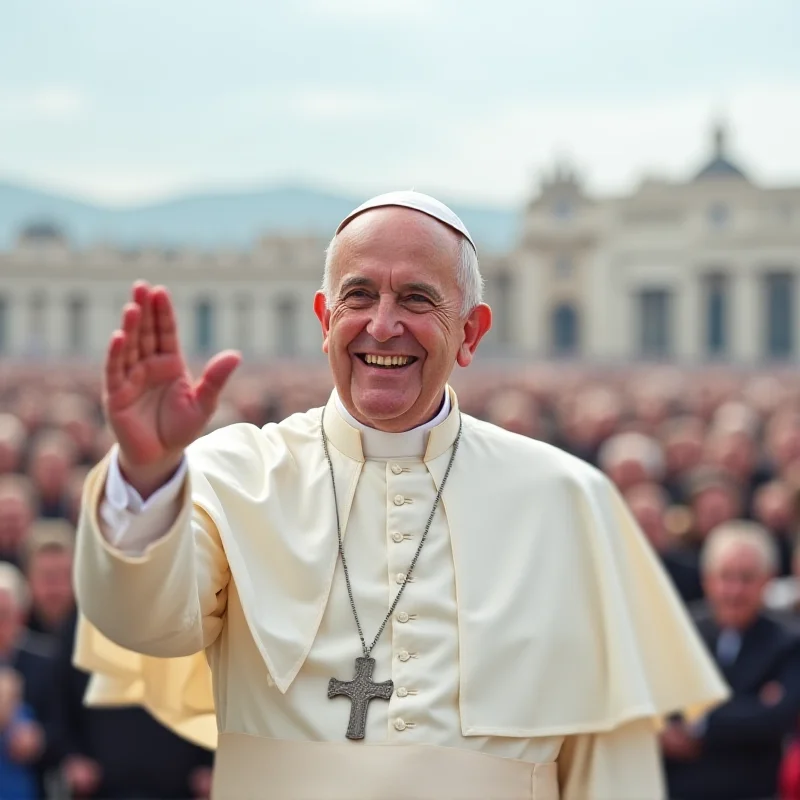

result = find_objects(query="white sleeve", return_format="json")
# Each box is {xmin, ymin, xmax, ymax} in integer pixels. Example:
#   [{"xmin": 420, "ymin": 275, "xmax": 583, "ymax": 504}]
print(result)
[{"xmin": 99, "ymin": 445, "xmax": 188, "ymax": 556}]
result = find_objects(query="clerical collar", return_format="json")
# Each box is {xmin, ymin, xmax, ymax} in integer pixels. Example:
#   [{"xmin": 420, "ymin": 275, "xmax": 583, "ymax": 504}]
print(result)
[{"xmin": 332, "ymin": 390, "xmax": 451, "ymax": 459}]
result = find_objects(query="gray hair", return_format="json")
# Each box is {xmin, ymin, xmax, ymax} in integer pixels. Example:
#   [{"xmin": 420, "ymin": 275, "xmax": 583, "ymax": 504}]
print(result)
[
  {"xmin": 321, "ymin": 232, "xmax": 483, "ymax": 317},
  {"xmin": 598, "ymin": 432, "xmax": 666, "ymax": 481},
  {"xmin": 0, "ymin": 562, "xmax": 29, "ymax": 613},
  {"xmin": 701, "ymin": 520, "xmax": 779, "ymax": 576}
]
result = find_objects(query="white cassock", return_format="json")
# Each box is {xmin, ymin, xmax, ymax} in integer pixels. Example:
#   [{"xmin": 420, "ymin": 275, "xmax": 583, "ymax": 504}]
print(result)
[{"xmin": 73, "ymin": 387, "xmax": 728, "ymax": 799}]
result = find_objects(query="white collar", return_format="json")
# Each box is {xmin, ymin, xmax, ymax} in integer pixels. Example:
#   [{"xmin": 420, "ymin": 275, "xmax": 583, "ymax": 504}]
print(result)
[{"xmin": 333, "ymin": 390, "xmax": 451, "ymax": 459}]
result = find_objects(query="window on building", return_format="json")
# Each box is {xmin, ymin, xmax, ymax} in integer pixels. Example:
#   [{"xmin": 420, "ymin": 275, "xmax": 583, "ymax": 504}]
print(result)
[
  {"xmin": 764, "ymin": 273, "xmax": 794, "ymax": 359},
  {"xmin": 195, "ymin": 298, "xmax": 215, "ymax": 355},
  {"xmin": 708, "ymin": 202, "xmax": 730, "ymax": 228},
  {"xmin": 67, "ymin": 295, "xmax": 87, "ymax": 355},
  {"xmin": 28, "ymin": 291, "xmax": 47, "ymax": 355},
  {"xmin": 552, "ymin": 199, "xmax": 573, "ymax": 220},
  {"xmin": 275, "ymin": 296, "xmax": 298, "ymax": 357},
  {"xmin": 551, "ymin": 303, "xmax": 580, "ymax": 356},
  {"xmin": 0, "ymin": 295, "xmax": 7, "ymax": 354},
  {"xmin": 234, "ymin": 294, "xmax": 253, "ymax": 354},
  {"xmin": 704, "ymin": 274, "xmax": 729, "ymax": 358},
  {"xmin": 638, "ymin": 289, "xmax": 672, "ymax": 359}
]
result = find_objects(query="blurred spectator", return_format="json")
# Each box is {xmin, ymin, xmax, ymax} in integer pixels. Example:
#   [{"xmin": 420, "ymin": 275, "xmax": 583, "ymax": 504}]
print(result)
[
  {"xmin": 660, "ymin": 467, "xmax": 742, "ymax": 603},
  {"xmin": 598, "ymin": 431, "xmax": 665, "ymax": 493},
  {"xmin": 0, "ymin": 563, "xmax": 58, "ymax": 799},
  {"xmin": 624, "ymin": 483, "xmax": 700, "ymax": 602},
  {"xmin": 0, "ymin": 667, "xmax": 38, "ymax": 800},
  {"xmin": 662, "ymin": 521, "xmax": 800, "ymax": 800},
  {"xmin": 0, "ymin": 476, "xmax": 36, "ymax": 568},
  {"xmin": 27, "ymin": 431, "xmax": 75, "ymax": 520},
  {"xmin": 559, "ymin": 386, "xmax": 622, "ymax": 466},
  {"xmin": 47, "ymin": 394, "xmax": 99, "ymax": 467},
  {"xmin": 64, "ymin": 468, "xmax": 90, "ymax": 528},
  {"xmin": 765, "ymin": 411, "xmax": 800, "ymax": 478},
  {"xmin": 659, "ymin": 415, "xmax": 706, "ymax": 504},
  {"xmin": 765, "ymin": 541, "xmax": 800, "ymax": 619},
  {"xmin": 21, "ymin": 521, "xmax": 75, "ymax": 643},
  {"xmin": 53, "ymin": 610, "xmax": 214, "ymax": 799},
  {"xmin": 753, "ymin": 480, "xmax": 798, "ymax": 576},
  {"xmin": 0, "ymin": 415, "xmax": 26, "ymax": 477},
  {"xmin": 705, "ymin": 429, "xmax": 759, "ymax": 512},
  {"xmin": 484, "ymin": 388, "xmax": 541, "ymax": 438}
]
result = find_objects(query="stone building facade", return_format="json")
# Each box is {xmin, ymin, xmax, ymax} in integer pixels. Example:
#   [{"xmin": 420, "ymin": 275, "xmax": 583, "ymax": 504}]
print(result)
[{"xmin": 1, "ymin": 126, "xmax": 798, "ymax": 365}]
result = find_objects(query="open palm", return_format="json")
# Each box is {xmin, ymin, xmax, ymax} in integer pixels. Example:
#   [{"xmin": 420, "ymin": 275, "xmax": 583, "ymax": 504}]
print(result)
[{"xmin": 104, "ymin": 282, "xmax": 241, "ymax": 471}]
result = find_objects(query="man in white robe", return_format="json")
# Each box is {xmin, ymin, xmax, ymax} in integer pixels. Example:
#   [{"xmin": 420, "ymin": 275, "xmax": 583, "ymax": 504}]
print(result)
[{"xmin": 73, "ymin": 191, "xmax": 728, "ymax": 799}]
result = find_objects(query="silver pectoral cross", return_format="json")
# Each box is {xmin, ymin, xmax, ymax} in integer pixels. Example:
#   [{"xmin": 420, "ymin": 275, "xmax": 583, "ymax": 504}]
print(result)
[{"xmin": 328, "ymin": 656, "xmax": 394, "ymax": 740}]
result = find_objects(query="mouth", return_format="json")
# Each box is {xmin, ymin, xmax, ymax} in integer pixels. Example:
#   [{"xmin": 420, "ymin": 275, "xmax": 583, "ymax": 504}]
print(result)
[{"xmin": 355, "ymin": 353, "xmax": 419, "ymax": 369}]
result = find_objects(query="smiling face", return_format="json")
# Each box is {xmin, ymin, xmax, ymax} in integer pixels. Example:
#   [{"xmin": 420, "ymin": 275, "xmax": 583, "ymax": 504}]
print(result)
[
  {"xmin": 703, "ymin": 541, "xmax": 770, "ymax": 630},
  {"xmin": 314, "ymin": 207, "xmax": 491, "ymax": 432}
]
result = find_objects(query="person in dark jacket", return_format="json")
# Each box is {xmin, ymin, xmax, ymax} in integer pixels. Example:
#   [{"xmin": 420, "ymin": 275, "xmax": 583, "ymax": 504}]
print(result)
[
  {"xmin": 53, "ymin": 609, "xmax": 214, "ymax": 799},
  {"xmin": 663, "ymin": 520, "xmax": 800, "ymax": 800},
  {"xmin": 0, "ymin": 562, "xmax": 59, "ymax": 799}
]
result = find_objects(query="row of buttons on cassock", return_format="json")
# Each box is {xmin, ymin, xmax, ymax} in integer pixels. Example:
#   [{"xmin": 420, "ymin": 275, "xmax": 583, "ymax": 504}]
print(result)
[{"xmin": 389, "ymin": 463, "xmax": 419, "ymax": 734}]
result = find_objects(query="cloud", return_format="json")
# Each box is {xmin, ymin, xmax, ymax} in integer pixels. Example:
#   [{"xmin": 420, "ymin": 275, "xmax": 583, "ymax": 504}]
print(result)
[{"xmin": 0, "ymin": 86, "xmax": 88, "ymax": 121}]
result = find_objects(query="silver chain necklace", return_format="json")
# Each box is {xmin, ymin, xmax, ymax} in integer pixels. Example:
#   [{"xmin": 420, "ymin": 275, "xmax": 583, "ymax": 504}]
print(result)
[{"xmin": 321, "ymin": 406, "xmax": 462, "ymax": 739}]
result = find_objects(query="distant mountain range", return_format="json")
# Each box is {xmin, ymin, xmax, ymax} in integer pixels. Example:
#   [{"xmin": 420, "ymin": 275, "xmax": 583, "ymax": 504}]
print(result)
[{"xmin": 0, "ymin": 181, "xmax": 521, "ymax": 253}]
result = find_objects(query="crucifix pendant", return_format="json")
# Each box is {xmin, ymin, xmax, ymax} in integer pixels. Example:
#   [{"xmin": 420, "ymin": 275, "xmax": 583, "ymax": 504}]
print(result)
[{"xmin": 328, "ymin": 656, "xmax": 394, "ymax": 740}]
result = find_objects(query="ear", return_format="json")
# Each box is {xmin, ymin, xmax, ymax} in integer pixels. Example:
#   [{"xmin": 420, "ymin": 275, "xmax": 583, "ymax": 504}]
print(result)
[
  {"xmin": 313, "ymin": 292, "xmax": 332, "ymax": 354},
  {"xmin": 456, "ymin": 303, "xmax": 492, "ymax": 368}
]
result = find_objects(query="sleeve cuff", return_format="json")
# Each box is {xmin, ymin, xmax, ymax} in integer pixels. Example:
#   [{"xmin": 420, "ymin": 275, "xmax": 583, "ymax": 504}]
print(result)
[{"xmin": 106, "ymin": 445, "xmax": 188, "ymax": 513}]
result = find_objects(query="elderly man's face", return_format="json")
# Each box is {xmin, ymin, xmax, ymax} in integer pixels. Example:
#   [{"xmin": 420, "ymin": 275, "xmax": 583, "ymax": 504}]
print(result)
[
  {"xmin": 0, "ymin": 494, "xmax": 32, "ymax": 551},
  {"xmin": 31, "ymin": 449, "xmax": 70, "ymax": 499},
  {"xmin": 693, "ymin": 486, "xmax": 739, "ymax": 538},
  {"xmin": 704, "ymin": 542, "xmax": 770, "ymax": 630},
  {"xmin": 28, "ymin": 549, "xmax": 74, "ymax": 627},
  {"xmin": 608, "ymin": 458, "xmax": 649, "ymax": 493},
  {"xmin": 314, "ymin": 208, "xmax": 491, "ymax": 431}
]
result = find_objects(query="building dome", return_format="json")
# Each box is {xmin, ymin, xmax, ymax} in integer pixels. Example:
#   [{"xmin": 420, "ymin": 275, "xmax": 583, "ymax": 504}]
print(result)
[{"xmin": 693, "ymin": 123, "xmax": 748, "ymax": 182}]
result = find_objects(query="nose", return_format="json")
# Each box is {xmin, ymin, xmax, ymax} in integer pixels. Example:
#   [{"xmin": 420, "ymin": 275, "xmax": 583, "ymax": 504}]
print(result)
[{"xmin": 366, "ymin": 295, "xmax": 404, "ymax": 342}]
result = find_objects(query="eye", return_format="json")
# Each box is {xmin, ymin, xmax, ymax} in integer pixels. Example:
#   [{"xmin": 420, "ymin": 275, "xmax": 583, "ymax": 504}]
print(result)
[
  {"xmin": 406, "ymin": 294, "xmax": 432, "ymax": 304},
  {"xmin": 343, "ymin": 289, "xmax": 371, "ymax": 301}
]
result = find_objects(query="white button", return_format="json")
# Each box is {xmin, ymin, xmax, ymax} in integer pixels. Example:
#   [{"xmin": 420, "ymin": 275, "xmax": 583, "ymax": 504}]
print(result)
[
  {"xmin": 396, "ymin": 573, "xmax": 406, "ymax": 585},
  {"xmin": 393, "ymin": 494, "xmax": 405, "ymax": 506},
  {"xmin": 391, "ymin": 531, "xmax": 404, "ymax": 543},
  {"xmin": 398, "ymin": 650, "xmax": 410, "ymax": 662},
  {"xmin": 396, "ymin": 687, "xmax": 409, "ymax": 698},
  {"xmin": 397, "ymin": 612, "xmax": 409, "ymax": 623},
  {"xmin": 391, "ymin": 464, "xmax": 403, "ymax": 475},
  {"xmin": 394, "ymin": 718, "xmax": 407, "ymax": 731}
]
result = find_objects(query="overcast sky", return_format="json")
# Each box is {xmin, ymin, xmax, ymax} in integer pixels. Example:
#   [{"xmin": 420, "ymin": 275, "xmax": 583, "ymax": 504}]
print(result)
[{"xmin": 2, "ymin": 0, "xmax": 799, "ymax": 206}]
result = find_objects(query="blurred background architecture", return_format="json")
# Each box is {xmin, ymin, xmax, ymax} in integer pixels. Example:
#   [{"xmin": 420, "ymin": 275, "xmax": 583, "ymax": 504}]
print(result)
[{"xmin": 2, "ymin": 125, "xmax": 799, "ymax": 366}]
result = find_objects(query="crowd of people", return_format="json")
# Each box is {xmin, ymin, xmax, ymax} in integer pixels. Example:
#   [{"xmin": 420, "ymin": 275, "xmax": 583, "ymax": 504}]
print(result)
[{"xmin": 3, "ymin": 360, "xmax": 800, "ymax": 798}]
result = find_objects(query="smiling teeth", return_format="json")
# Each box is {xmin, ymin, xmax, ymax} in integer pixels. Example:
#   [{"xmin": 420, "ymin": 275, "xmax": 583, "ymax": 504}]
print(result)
[{"xmin": 364, "ymin": 354, "xmax": 411, "ymax": 367}]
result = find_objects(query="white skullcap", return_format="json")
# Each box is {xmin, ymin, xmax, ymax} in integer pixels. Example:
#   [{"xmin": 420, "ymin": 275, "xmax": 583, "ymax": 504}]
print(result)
[{"xmin": 336, "ymin": 190, "xmax": 476, "ymax": 252}]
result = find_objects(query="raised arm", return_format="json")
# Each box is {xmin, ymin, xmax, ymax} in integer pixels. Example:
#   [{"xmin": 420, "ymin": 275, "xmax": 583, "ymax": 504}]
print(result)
[
  {"xmin": 104, "ymin": 281, "xmax": 240, "ymax": 499},
  {"xmin": 74, "ymin": 281, "xmax": 241, "ymax": 657}
]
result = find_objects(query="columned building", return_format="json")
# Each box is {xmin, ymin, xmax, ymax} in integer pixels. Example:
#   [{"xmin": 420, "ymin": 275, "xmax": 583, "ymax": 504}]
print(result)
[
  {"xmin": 514, "ymin": 125, "xmax": 800, "ymax": 364},
  {"xmin": 1, "ymin": 126, "xmax": 798, "ymax": 365}
]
